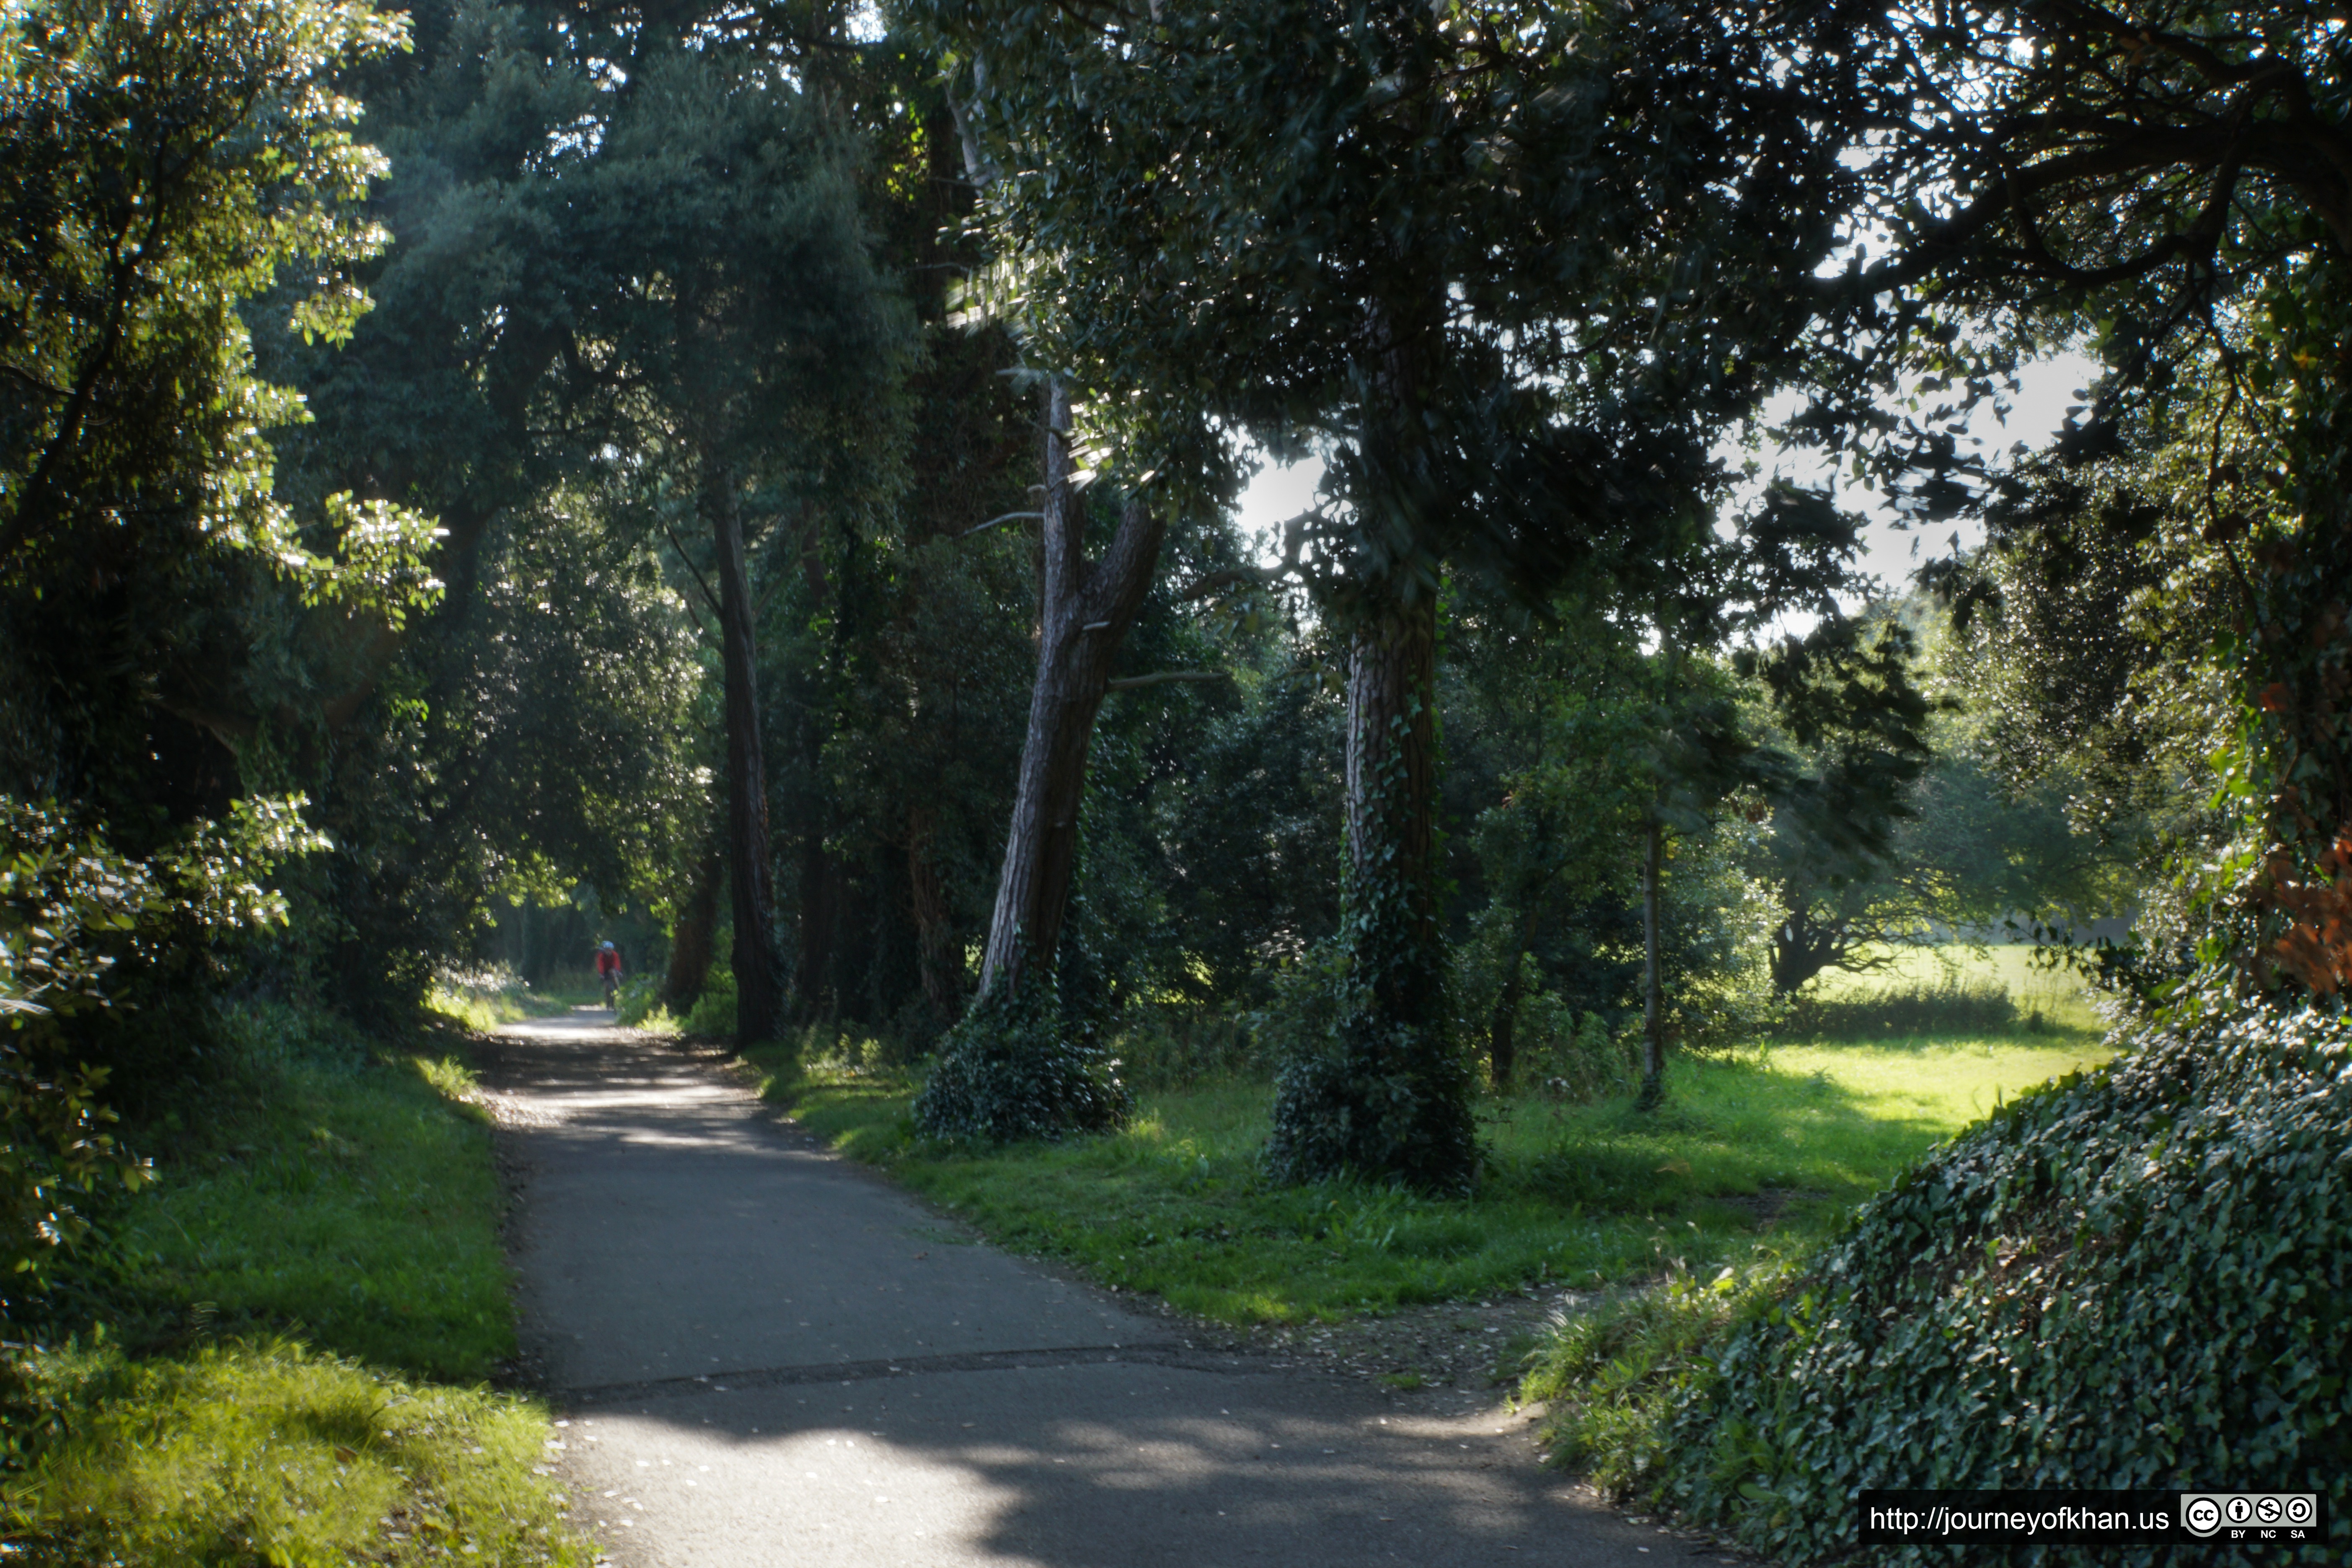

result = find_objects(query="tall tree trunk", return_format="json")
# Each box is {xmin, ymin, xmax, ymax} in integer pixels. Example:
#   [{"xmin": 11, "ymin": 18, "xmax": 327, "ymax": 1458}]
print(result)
[
  {"xmin": 1264, "ymin": 286, "xmax": 1475, "ymax": 1190},
  {"xmin": 793, "ymin": 837, "xmax": 840, "ymax": 1020},
  {"xmin": 907, "ymin": 805, "xmax": 962, "ymax": 1020},
  {"xmin": 1639, "ymin": 811, "xmax": 1665, "ymax": 1108},
  {"xmin": 1489, "ymin": 906, "xmax": 1538, "ymax": 1091},
  {"xmin": 1265, "ymin": 580, "xmax": 1476, "ymax": 1190},
  {"xmin": 662, "ymin": 847, "xmax": 723, "ymax": 1008},
  {"xmin": 976, "ymin": 380, "xmax": 1165, "ymax": 998},
  {"xmin": 1342, "ymin": 593, "xmax": 1446, "ymax": 1032},
  {"xmin": 787, "ymin": 511, "xmax": 841, "ymax": 1026},
  {"xmin": 709, "ymin": 461, "xmax": 784, "ymax": 1044}
]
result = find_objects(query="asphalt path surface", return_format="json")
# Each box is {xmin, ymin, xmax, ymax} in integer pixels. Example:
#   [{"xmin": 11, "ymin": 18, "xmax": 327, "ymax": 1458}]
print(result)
[{"xmin": 481, "ymin": 1011, "xmax": 1722, "ymax": 1568}]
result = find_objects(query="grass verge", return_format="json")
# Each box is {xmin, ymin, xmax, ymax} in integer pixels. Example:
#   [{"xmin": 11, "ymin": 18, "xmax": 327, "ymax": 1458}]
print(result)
[
  {"xmin": 766, "ymin": 1030, "xmax": 2109, "ymax": 1327},
  {"xmin": 2, "ymin": 1001, "xmax": 591, "ymax": 1568},
  {"xmin": 428, "ymin": 978, "xmax": 578, "ymax": 1033}
]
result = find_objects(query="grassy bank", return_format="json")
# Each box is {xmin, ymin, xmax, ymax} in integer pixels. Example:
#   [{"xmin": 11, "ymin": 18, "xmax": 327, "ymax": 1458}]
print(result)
[
  {"xmin": 429, "ymin": 968, "xmax": 595, "ymax": 1033},
  {"xmin": 768, "ymin": 1026, "xmax": 2108, "ymax": 1327},
  {"xmin": 1521, "ymin": 1008, "xmax": 2352, "ymax": 1563},
  {"xmin": 2, "ymin": 1001, "xmax": 590, "ymax": 1567}
]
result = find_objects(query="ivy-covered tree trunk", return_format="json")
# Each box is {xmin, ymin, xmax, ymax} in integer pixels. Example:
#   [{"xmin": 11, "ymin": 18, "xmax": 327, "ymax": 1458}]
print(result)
[
  {"xmin": 913, "ymin": 380, "xmax": 1159, "ymax": 1141},
  {"xmin": 708, "ymin": 462, "xmax": 783, "ymax": 1045},
  {"xmin": 1265, "ymin": 588, "xmax": 1477, "ymax": 1190}
]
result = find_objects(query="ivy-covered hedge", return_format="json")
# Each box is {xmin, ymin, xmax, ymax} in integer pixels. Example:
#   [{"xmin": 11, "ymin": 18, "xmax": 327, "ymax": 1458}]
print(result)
[{"xmin": 1583, "ymin": 1005, "xmax": 2352, "ymax": 1565}]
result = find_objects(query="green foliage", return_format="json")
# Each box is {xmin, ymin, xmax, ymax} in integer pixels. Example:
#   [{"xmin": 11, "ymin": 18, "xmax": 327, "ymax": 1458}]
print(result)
[
  {"xmin": 787, "ymin": 1027, "xmax": 2104, "ymax": 1326},
  {"xmin": 1, "ymin": 1339, "xmax": 587, "ymax": 1568},
  {"xmin": 1522, "ymin": 1261, "xmax": 1796, "ymax": 1481},
  {"xmin": 0, "ymin": 798, "xmax": 329, "ymax": 1309},
  {"xmin": 0, "ymin": 0, "xmax": 429, "ymax": 586},
  {"xmin": 1571, "ymin": 1005, "xmax": 2352, "ymax": 1565},
  {"xmin": 912, "ymin": 971, "xmax": 1131, "ymax": 1144}
]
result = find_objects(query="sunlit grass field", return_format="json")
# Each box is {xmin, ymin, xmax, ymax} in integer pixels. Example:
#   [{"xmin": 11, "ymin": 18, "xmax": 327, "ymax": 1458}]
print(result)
[
  {"xmin": 776, "ymin": 945, "xmax": 2112, "ymax": 1326},
  {"xmin": 1804, "ymin": 939, "xmax": 2106, "ymax": 1032}
]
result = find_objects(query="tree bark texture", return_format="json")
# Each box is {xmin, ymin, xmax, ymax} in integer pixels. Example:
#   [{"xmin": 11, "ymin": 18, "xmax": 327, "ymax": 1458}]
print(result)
[
  {"xmin": 976, "ymin": 380, "xmax": 1165, "ymax": 998},
  {"xmin": 661, "ymin": 847, "xmax": 723, "ymax": 1008},
  {"xmin": 1343, "ymin": 594, "xmax": 1446, "ymax": 1031},
  {"xmin": 907, "ymin": 805, "xmax": 963, "ymax": 1020},
  {"xmin": 709, "ymin": 462, "xmax": 784, "ymax": 1044},
  {"xmin": 1265, "ymin": 580, "xmax": 1476, "ymax": 1191},
  {"xmin": 1639, "ymin": 812, "xmax": 1665, "ymax": 1108}
]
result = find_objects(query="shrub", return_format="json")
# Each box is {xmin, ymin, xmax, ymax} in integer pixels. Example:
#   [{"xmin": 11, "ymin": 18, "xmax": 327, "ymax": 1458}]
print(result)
[
  {"xmin": 1259, "ymin": 938, "xmax": 1478, "ymax": 1194},
  {"xmin": 1545, "ymin": 1004, "xmax": 2352, "ymax": 1565},
  {"xmin": 678, "ymin": 963, "xmax": 738, "ymax": 1038},
  {"xmin": 1113, "ymin": 1005, "xmax": 1268, "ymax": 1088},
  {"xmin": 1781, "ymin": 975, "xmax": 2021, "ymax": 1040},
  {"xmin": 1516, "ymin": 996, "xmax": 1635, "ymax": 1101},
  {"xmin": 2, "ymin": 797, "xmax": 323, "ymax": 1312},
  {"xmin": 613, "ymin": 974, "xmax": 675, "ymax": 1030},
  {"xmin": 912, "ymin": 974, "xmax": 1130, "ymax": 1144}
]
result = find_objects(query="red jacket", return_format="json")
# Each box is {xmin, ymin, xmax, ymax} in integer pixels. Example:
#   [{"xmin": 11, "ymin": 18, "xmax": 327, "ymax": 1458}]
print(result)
[{"xmin": 595, "ymin": 948, "xmax": 621, "ymax": 976}]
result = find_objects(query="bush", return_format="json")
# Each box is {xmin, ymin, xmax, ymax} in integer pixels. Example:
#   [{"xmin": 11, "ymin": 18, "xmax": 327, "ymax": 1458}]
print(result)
[
  {"xmin": 2, "ymin": 797, "xmax": 325, "ymax": 1312},
  {"xmin": 913, "ymin": 975, "xmax": 1130, "ymax": 1144},
  {"xmin": 1545, "ymin": 1004, "xmax": 2352, "ymax": 1565},
  {"xmin": 1515, "ymin": 995, "xmax": 1636, "ymax": 1101},
  {"xmin": 613, "ymin": 974, "xmax": 676, "ymax": 1030},
  {"xmin": 1781, "ymin": 975, "xmax": 2022, "ymax": 1040},
  {"xmin": 1259, "ymin": 937, "xmax": 1478, "ymax": 1194},
  {"xmin": 1113, "ymin": 1005, "xmax": 1268, "ymax": 1088}
]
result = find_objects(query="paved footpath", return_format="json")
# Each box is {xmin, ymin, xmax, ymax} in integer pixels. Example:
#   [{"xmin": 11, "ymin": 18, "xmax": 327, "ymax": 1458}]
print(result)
[{"xmin": 479, "ymin": 1012, "xmax": 1724, "ymax": 1568}]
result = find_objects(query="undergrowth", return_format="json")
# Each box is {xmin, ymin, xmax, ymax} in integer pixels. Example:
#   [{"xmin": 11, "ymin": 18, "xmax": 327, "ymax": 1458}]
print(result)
[
  {"xmin": 0, "ymin": 1000, "xmax": 592, "ymax": 1567},
  {"xmin": 1524, "ymin": 1004, "xmax": 2352, "ymax": 1565}
]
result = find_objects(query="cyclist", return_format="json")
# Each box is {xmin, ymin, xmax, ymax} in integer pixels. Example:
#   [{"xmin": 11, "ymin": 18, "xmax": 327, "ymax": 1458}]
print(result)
[{"xmin": 595, "ymin": 941, "xmax": 623, "ymax": 1009}]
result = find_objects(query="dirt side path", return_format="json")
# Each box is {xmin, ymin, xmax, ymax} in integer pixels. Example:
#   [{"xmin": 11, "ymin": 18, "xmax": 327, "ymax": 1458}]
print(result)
[{"xmin": 478, "ymin": 1012, "xmax": 1729, "ymax": 1568}]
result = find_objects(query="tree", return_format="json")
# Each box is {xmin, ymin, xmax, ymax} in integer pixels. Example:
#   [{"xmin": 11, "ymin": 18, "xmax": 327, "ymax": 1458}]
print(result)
[
  {"xmin": 1760, "ymin": 0, "xmax": 2352, "ymax": 992},
  {"xmin": 544, "ymin": 45, "xmax": 914, "ymax": 1043},
  {"xmin": 917, "ymin": 0, "xmax": 1871, "ymax": 1182},
  {"xmin": 1, "ymin": 0, "xmax": 435, "ymax": 826}
]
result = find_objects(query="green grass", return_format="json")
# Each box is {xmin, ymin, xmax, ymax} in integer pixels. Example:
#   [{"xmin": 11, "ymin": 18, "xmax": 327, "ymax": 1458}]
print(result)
[
  {"xmin": 1802, "ymin": 941, "xmax": 2106, "ymax": 1033},
  {"xmin": 427, "ymin": 979, "xmax": 575, "ymax": 1033},
  {"xmin": 772, "ymin": 1025, "xmax": 2111, "ymax": 1327},
  {"xmin": 5, "ymin": 1340, "xmax": 587, "ymax": 1568},
  {"xmin": 2, "ymin": 1001, "xmax": 592, "ymax": 1568},
  {"xmin": 89, "ymin": 1026, "xmax": 516, "ymax": 1379}
]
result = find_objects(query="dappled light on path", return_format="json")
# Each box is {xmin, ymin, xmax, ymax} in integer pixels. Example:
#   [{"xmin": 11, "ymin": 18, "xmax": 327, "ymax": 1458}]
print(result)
[{"xmin": 482, "ymin": 1013, "xmax": 1717, "ymax": 1567}]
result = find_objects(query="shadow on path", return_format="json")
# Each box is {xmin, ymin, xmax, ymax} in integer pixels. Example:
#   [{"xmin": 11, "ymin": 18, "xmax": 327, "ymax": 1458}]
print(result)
[{"xmin": 481, "ymin": 1012, "xmax": 1729, "ymax": 1568}]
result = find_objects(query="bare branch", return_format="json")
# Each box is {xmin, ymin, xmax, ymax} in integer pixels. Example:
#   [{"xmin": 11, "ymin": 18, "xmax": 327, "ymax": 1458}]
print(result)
[
  {"xmin": 660, "ymin": 518, "xmax": 724, "ymax": 619},
  {"xmin": 960, "ymin": 510, "xmax": 1045, "ymax": 539}
]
